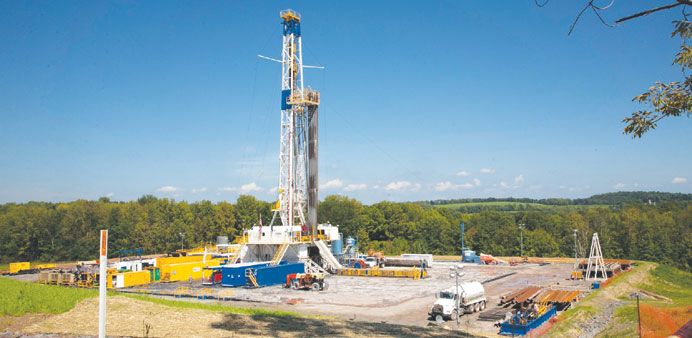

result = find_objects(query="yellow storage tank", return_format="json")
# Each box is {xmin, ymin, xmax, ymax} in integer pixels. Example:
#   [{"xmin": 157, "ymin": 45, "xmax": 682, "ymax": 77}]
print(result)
[
  {"xmin": 159, "ymin": 259, "xmax": 222, "ymax": 282},
  {"xmin": 156, "ymin": 254, "xmax": 214, "ymax": 268},
  {"xmin": 10, "ymin": 262, "xmax": 30, "ymax": 274}
]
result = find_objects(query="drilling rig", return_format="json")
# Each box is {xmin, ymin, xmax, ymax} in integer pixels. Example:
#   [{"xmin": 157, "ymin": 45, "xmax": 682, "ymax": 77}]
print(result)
[{"xmin": 231, "ymin": 10, "xmax": 342, "ymax": 273}]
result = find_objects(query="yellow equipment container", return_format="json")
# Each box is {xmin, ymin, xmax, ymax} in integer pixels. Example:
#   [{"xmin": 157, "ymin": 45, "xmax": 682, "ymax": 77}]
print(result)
[
  {"xmin": 112, "ymin": 270, "xmax": 151, "ymax": 288},
  {"xmin": 159, "ymin": 259, "xmax": 222, "ymax": 282},
  {"xmin": 10, "ymin": 262, "xmax": 30, "ymax": 274},
  {"xmin": 156, "ymin": 254, "xmax": 214, "ymax": 268}
]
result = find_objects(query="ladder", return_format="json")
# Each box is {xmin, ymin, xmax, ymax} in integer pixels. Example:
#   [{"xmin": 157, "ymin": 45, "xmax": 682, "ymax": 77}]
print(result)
[
  {"xmin": 271, "ymin": 242, "xmax": 290, "ymax": 266},
  {"xmin": 245, "ymin": 268, "xmax": 258, "ymax": 287},
  {"xmin": 229, "ymin": 243, "xmax": 246, "ymax": 264}
]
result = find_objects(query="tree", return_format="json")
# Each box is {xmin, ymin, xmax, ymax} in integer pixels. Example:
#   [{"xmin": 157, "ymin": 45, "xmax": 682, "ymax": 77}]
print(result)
[{"xmin": 539, "ymin": 0, "xmax": 692, "ymax": 137}]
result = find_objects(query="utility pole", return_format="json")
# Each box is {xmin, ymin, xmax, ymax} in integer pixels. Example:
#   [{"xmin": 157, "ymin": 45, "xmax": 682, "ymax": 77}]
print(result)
[
  {"xmin": 518, "ymin": 223, "xmax": 525, "ymax": 258},
  {"xmin": 179, "ymin": 232, "xmax": 185, "ymax": 251}
]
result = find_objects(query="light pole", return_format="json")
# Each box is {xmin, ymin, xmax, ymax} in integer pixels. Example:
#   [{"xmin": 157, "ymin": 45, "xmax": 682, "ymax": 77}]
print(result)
[
  {"xmin": 450, "ymin": 265, "xmax": 465, "ymax": 329},
  {"xmin": 179, "ymin": 232, "xmax": 185, "ymax": 251},
  {"xmin": 573, "ymin": 229, "xmax": 578, "ymax": 271},
  {"xmin": 518, "ymin": 223, "xmax": 525, "ymax": 258}
]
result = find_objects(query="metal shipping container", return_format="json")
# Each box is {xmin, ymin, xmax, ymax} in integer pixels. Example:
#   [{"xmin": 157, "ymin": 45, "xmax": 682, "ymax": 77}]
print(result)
[
  {"xmin": 253, "ymin": 262, "xmax": 305, "ymax": 287},
  {"xmin": 220, "ymin": 262, "xmax": 271, "ymax": 287}
]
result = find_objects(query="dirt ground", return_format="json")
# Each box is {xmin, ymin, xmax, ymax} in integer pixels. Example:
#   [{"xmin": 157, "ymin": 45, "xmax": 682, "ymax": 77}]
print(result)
[
  {"xmin": 22, "ymin": 296, "xmax": 477, "ymax": 338},
  {"xmin": 0, "ymin": 313, "xmax": 53, "ymax": 333}
]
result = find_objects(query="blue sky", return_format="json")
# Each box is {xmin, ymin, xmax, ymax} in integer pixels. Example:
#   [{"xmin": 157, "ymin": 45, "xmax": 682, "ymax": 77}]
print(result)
[{"xmin": 1, "ymin": 1, "xmax": 690, "ymax": 204}]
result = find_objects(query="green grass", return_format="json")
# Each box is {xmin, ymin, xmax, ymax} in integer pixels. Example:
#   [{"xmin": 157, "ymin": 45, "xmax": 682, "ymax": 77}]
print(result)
[
  {"xmin": 0, "ymin": 277, "xmax": 98, "ymax": 316},
  {"xmin": 639, "ymin": 264, "xmax": 692, "ymax": 307},
  {"xmin": 122, "ymin": 294, "xmax": 325, "ymax": 319}
]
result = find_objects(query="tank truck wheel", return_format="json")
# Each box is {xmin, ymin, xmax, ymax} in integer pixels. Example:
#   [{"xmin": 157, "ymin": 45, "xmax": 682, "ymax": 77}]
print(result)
[
  {"xmin": 473, "ymin": 303, "xmax": 479, "ymax": 312},
  {"xmin": 481, "ymin": 301, "xmax": 486, "ymax": 311},
  {"xmin": 311, "ymin": 282, "xmax": 320, "ymax": 291},
  {"xmin": 452, "ymin": 309, "xmax": 458, "ymax": 319},
  {"xmin": 291, "ymin": 281, "xmax": 299, "ymax": 290}
]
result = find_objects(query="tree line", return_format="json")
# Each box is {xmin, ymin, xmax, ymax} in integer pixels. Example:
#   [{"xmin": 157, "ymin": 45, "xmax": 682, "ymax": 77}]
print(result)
[
  {"xmin": 427, "ymin": 191, "xmax": 692, "ymax": 207},
  {"xmin": 1, "ymin": 194, "xmax": 690, "ymax": 272}
]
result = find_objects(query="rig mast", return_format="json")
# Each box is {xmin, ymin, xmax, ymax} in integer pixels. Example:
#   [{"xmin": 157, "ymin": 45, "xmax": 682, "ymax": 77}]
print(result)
[{"xmin": 272, "ymin": 9, "xmax": 320, "ymax": 235}]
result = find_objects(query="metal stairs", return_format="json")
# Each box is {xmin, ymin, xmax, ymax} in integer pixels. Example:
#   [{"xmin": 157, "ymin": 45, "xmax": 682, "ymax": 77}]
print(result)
[
  {"xmin": 245, "ymin": 268, "xmax": 258, "ymax": 287},
  {"xmin": 229, "ymin": 243, "xmax": 246, "ymax": 264},
  {"xmin": 301, "ymin": 258, "xmax": 329, "ymax": 274},
  {"xmin": 271, "ymin": 242, "xmax": 290, "ymax": 266}
]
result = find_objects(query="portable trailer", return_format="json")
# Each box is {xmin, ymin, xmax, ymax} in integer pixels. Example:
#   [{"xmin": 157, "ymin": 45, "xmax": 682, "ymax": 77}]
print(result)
[{"xmin": 159, "ymin": 259, "xmax": 223, "ymax": 282}]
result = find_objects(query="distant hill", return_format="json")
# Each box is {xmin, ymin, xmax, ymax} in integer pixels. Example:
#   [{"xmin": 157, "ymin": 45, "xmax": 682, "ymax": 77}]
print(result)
[{"xmin": 422, "ymin": 191, "xmax": 692, "ymax": 213}]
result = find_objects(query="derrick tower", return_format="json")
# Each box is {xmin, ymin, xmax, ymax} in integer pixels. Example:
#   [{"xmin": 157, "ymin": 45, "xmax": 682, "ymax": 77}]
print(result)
[{"xmin": 272, "ymin": 9, "xmax": 320, "ymax": 234}]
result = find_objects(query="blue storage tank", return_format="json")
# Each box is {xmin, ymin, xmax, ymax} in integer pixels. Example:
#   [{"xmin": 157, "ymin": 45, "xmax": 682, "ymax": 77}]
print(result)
[
  {"xmin": 332, "ymin": 233, "xmax": 343, "ymax": 255},
  {"xmin": 220, "ymin": 262, "xmax": 271, "ymax": 287},
  {"xmin": 252, "ymin": 262, "xmax": 305, "ymax": 287}
]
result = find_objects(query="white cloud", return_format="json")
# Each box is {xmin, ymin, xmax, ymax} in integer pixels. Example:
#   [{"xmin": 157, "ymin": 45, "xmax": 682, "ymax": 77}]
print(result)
[
  {"xmin": 672, "ymin": 177, "xmax": 687, "ymax": 184},
  {"xmin": 456, "ymin": 171, "xmax": 470, "ymax": 177},
  {"xmin": 240, "ymin": 182, "xmax": 262, "ymax": 193},
  {"xmin": 412, "ymin": 183, "xmax": 421, "ymax": 192},
  {"xmin": 372, "ymin": 184, "xmax": 381, "ymax": 190},
  {"xmin": 268, "ymin": 187, "xmax": 278, "ymax": 195},
  {"xmin": 614, "ymin": 183, "xmax": 626, "ymax": 189},
  {"xmin": 320, "ymin": 179, "xmax": 343, "ymax": 189},
  {"xmin": 434, "ymin": 182, "xmax": 453, "ymax": 192},
  {"xmin": 105, "ymin": 192, "xmax": 114, "ymax": 197},
  {"xmin": 219, "ymin": 182, "xmax": 262, "ymax": 193},
  {"xmin": 434, "ymin": 181, "xmax": 473, "ymax": 192},
  {"xmin": 480, "ymin": 168, "xmax": 495, "ymax": 174},
  {"xmin": 191, "ymin": 187, "xmax": 208, "ymax": 193},
  {"xmin": 344, "ymin": 183, "xmax": 367, "ymax": 191},
  {"xmin": 157, "ymin": 186, "xmax": 180, "ymax": 193},
  {"xmin": 473, "ymin": 178, "xmax": 481, "ymax": 186},
  {"xmin": 499, "ymin": 181, "xmax": 509, "ymax": 188},
  {"xmin": 514, "ymin": 174, "xmax": 524, "ymax": 183},
  {"xmin": 385, "ymin": 181, "xmax": 412, "ymax": 191}
]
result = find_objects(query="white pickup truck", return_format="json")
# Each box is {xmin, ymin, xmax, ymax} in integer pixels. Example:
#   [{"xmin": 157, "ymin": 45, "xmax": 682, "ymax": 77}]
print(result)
[{"xmin": 429, "ymin": 281, "xmax": 487, "ymax": 320}]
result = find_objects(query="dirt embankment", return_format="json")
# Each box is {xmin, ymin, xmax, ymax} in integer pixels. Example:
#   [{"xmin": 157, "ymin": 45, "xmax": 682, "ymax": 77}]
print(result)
[{"xmin": 16, "ymin": 296, "xmax": 481, "ymax": 338}]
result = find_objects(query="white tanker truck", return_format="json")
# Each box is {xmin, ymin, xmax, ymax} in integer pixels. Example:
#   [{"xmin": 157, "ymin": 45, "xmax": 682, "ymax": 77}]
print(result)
[{"xmin": 428, "ymin": 281, "xmax": 487, "ymax": 320}]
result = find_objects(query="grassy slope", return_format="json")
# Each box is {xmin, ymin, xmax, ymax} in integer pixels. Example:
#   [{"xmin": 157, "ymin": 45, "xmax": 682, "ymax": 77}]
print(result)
[{"xmin": 0, "ymin": 277, "xmax": 98, "ymax": 316}]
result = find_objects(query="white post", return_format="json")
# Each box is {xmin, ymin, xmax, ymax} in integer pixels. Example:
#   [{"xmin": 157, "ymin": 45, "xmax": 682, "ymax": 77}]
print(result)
[{"xmin": 99, "ymin": 229, "xmax": 108, "ymax": 338}]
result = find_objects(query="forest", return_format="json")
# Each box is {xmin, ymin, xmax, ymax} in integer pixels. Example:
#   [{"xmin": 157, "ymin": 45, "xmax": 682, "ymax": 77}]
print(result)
[{"xmin": 0, "ymin": 192, "xmax": 690, "ymax": 272}]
